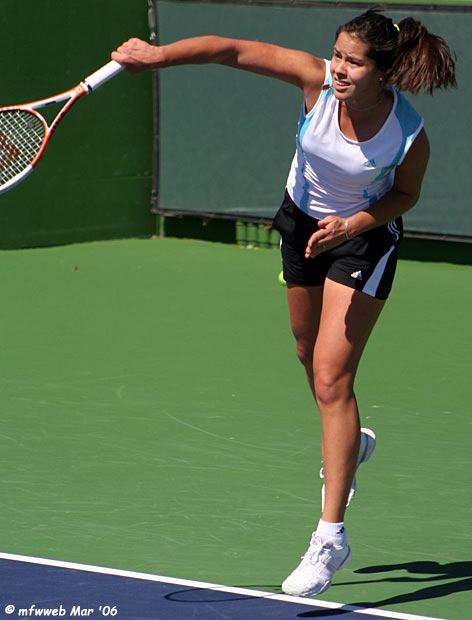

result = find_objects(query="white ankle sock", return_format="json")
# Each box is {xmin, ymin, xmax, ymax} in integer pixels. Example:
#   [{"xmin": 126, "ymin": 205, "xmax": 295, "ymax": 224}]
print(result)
[{"xmin": 316, "ymin": 518, "xmax": 347, "ymax": 546}]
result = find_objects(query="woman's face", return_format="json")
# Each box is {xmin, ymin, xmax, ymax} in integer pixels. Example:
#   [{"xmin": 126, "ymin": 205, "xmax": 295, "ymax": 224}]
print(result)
[{"xmin": 330, "ymin": 32, "xmax": 383, "ymax": 105}]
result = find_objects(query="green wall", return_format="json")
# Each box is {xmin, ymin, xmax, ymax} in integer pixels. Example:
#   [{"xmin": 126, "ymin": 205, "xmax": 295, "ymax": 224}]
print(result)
[
  {"xmin": 0, "ymin": 1, "xmax": 155, "ymax": 249},
  {"xmin": 157, "ymin": 0, "xmax": 472, "ymax": 239}
]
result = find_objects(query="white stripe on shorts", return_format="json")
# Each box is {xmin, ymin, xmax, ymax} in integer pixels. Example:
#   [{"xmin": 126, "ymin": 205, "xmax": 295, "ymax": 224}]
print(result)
[{"xmin": 362, "ymin": 221, "xmax": 400, "ymax": 297}]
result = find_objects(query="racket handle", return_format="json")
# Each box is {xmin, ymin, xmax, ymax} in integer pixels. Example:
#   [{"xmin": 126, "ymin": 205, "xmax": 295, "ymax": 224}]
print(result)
[{"xmin": 84, "ymin": 60, "xmax": 124, "ymax": 91}]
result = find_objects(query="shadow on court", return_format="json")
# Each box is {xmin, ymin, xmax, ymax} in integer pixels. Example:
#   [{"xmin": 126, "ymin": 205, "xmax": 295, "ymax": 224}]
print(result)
[
  {"xmin": 298, "ymin": 611, "xmax": 357, "ymax": 618},
  {"xmin": 164, "ymin": 587, "xmax": 380, "ymax": 619},
  {"xmin": 296, "ymin": 561, "xmax": 472, "ymax": 616},
  {"xmin": 166, "ymin": 562, "xmax": 472, "ymax": 617}
]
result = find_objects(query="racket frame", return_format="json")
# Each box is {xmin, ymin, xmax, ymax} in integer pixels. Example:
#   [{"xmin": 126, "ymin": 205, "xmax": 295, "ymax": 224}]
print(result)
[{"xmin": 0, "ymin": 61, "xmax": 123, "ymax": 194}]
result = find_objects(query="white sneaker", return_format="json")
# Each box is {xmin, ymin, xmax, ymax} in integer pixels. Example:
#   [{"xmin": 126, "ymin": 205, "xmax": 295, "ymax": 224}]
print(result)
[
  {"xmin": 282, "ymin": 533, "xmax": 352, "ymax": 597},
  {"xmin": 320, "ymin": 427, "xmax": 376, "ymax": 509}
]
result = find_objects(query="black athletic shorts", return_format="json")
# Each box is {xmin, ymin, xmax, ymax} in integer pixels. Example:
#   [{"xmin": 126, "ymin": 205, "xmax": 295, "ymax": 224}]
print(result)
[{"xmin": 272, "ymin": 191, "xmax": 403, "ymax": 300}]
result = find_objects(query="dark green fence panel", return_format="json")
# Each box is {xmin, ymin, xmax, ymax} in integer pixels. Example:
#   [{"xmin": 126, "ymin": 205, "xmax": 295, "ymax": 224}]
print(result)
[
  {"xmin": 0, "ymin": 1, "xmax": 155, "ymax": 249},
  {"xmin": 157, "ymin": 0, "xmax": 472, "ymax": 239}
]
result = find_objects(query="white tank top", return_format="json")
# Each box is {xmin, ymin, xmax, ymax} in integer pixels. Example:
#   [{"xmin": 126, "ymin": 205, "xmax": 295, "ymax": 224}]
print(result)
[{"xmin": 286, "ymin": 60, "xmax": 424, "ymax": 219}]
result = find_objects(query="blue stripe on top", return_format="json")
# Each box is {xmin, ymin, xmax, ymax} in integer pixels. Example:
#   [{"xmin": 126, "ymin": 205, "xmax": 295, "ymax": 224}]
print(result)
[
  {"xmin": 296, "ymin": 61, "xmax": 332, "ymax": 212},
  {"xmin": 371, "ymin": 92, "xmax": 424, "ymax": 185}
]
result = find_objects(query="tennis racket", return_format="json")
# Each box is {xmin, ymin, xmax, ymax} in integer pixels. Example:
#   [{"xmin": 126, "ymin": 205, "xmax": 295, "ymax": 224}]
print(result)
[{"xmin": 0, "ymin": 60, "xmax": 124, "ymax": 195}]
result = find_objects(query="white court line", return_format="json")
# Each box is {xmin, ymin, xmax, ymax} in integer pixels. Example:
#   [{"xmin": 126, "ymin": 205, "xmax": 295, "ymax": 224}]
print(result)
[{"xmin": 0, "ymin": 551, "xmax": 448, "ymax": 620}]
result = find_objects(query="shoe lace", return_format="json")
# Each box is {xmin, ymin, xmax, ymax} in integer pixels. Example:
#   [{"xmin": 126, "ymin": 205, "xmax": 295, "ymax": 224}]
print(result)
[{"xmin": 301, "ymin": 534, "xmax": 330, "ymax": 566}]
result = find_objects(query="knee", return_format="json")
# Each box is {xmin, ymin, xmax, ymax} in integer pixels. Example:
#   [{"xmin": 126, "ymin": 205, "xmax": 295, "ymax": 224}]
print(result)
[{"xmin": 314, "ymin": 368, "xmax": 352, "ymax": 408}]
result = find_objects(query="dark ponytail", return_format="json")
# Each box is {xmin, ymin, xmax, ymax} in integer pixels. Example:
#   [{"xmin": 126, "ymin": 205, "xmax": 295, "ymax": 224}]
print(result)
[{"xmin": 336, "ymin": 8, "xmax": 457, "ymax": 95}]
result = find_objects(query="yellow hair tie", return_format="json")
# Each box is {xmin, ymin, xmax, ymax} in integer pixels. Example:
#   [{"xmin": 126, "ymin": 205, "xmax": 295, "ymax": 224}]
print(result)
[{"xmin": 394, "ymin": 23, "xmax": 400, "ymax": 32}]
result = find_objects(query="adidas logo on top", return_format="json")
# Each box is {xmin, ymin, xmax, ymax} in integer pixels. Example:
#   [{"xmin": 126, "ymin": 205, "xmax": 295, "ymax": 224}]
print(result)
[{"xmin": 350, "ymin": 270, "xmax": 363, "ymax": 281}]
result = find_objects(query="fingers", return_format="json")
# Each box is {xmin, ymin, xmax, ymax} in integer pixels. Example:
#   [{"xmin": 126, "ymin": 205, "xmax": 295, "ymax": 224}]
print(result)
[
  {"xmin": 305, "ymin": 239, "xmax": 330, "ymax": 259},
  {"xmin": 111, "ymin": 38, "xmax": 158, "ymax": 73},
  {"xmin": 305, "ymin": 232, "xmax": 325, "ymax": 259},
  {"xmin": 304, "ymin": 216, "xmax": 345, "ymax": 258},
  {"xmin": 111, "ymin": 38, "xmax": 140, "ymax": 61}
]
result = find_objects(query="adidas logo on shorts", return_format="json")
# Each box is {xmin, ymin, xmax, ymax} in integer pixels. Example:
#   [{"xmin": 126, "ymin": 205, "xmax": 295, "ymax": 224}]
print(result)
[{"xmin": 350, "ymin": 270, "xmax": 363, "ymax": 281}]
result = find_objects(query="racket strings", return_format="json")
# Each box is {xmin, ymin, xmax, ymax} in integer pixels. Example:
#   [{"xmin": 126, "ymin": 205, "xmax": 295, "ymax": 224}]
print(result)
[{"xmin": 0, "ymin": 110, "xmax": 45, "ymax": 184}]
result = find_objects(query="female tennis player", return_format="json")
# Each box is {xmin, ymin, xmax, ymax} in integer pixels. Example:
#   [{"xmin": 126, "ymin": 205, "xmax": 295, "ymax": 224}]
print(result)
[{"xmin": 112, "ymin": 9, "xmax": 456, "ymax": 597}]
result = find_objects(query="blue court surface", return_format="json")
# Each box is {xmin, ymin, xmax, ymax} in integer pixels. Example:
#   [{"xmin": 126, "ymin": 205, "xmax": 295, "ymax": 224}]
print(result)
[{"xmin": 0, "ymin": 553, "xmax": 447, "ymax": 620}]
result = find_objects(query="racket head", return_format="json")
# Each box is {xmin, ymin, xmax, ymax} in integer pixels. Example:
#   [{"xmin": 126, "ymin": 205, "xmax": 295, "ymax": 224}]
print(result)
[{"xmin": 0, "ymin": 108, "xmax": 47, "ymax": 194}]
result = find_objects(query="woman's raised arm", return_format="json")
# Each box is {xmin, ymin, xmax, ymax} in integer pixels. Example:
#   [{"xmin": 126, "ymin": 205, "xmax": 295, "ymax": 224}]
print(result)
[{"xmin": 112, "ymin": 36, "xmax": 325, "ymax": 95}]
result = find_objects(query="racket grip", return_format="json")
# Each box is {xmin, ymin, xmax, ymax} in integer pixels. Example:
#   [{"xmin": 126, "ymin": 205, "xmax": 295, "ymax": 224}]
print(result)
[{"xmin": 84, "ymin": 60, "xmax": 124, "ymax": 91}]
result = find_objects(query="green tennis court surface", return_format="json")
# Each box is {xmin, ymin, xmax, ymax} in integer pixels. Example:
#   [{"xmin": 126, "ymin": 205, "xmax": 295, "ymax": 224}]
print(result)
[{"xmin": 1, "ymin": 237, "xmax": 470, "ymax": 620}]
